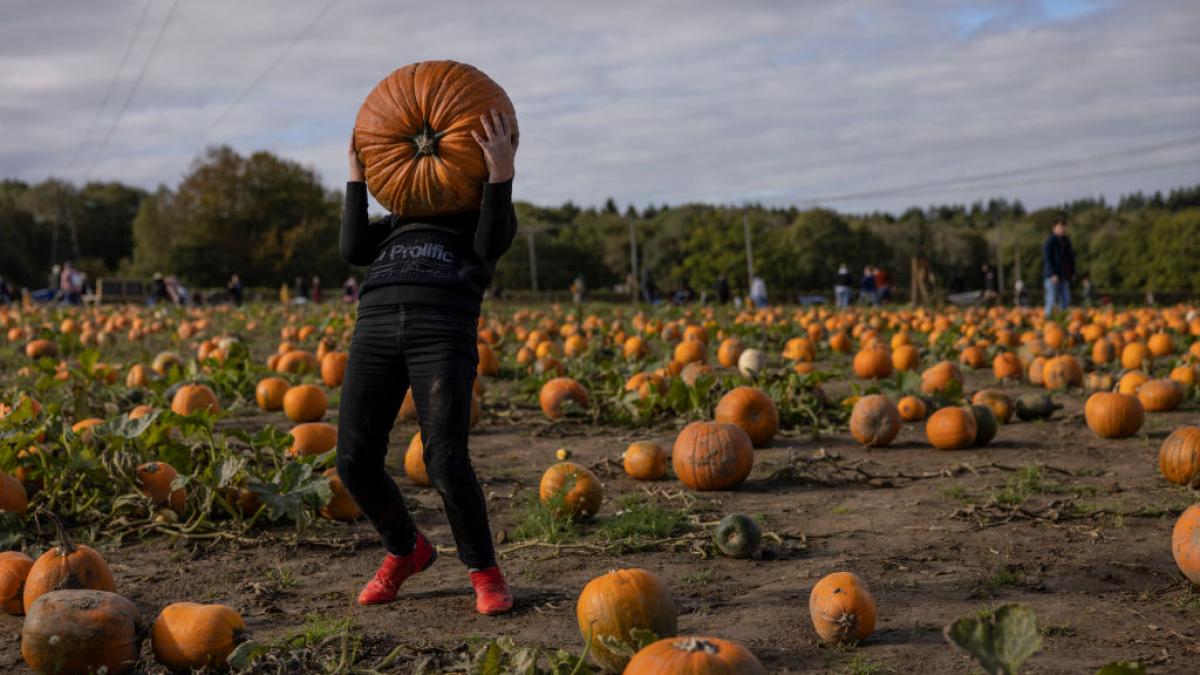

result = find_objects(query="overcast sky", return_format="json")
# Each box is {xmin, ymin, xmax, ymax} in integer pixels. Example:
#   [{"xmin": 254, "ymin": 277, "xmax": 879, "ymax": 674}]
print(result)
[{"xmin": 2, "ymin": 0, "xmax": 1198, "ymax": 213}]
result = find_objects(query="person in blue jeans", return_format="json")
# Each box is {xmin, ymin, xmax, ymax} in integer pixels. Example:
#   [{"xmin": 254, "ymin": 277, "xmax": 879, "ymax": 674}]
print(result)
[{"xmin": 1042, "ymin": 216, "xmax": 1075, "ymax": 317}]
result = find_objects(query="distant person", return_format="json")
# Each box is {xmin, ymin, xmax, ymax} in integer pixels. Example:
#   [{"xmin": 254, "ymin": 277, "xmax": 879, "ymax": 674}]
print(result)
[
  {"xmin": 714, "ymin": 274, "xmax": 730, "ymax": 304},
  {"xmin": 1042, "ymin": 215, "xmax": 1076, "ymax": 316},
  {"xmin": 311, "ymin": 275, "xmax": 322, "ymax": 304},
  {"xmin": 59, "ymin": 262, "xmax": 82, "ymax": 305},
  {"xmin": 1015, "ymin": 278, "xmax": 1029, "ymax": 307},
  {"xmin": 834, "ymin": 263, "xmax": 853, "ymax": 307},
  {"xmin": 981, "ymin": 263, "xmax": 999, "ymax": 303},
  {"xmin": 1080, "ymin": 275, "xmax": 1093, "ymax": 307},
  {"xmin": 166, "ymin": 275, "xmax": 188, "ymax": 305},
  {"xmin": 859, "ymin": 267, "xmax": 877, "ymax": 305},
  {"xmin": 750, "ymin": 276, "xmax": 768, "ymax": 308},
  {"xmin": 151, "ymin": 272, "xmax": 170, "ymax": 304},
  {"xmin": 570, "ymin": 274, "xmax": 586, "ymax": 305},
  {"xmin": 874, "ymin": 266, "xmax": 891, "ymax": 303},
  {"xmin": 227, "ymin": 274, "xmax": 244, "ymax": 306},
  {"xmin": 342, "ymin": 276, "xmax": 359, "ymax": 303},
  {"xmin": 294, "ymin": 275, "xmax": 308, "ymax": 304}
]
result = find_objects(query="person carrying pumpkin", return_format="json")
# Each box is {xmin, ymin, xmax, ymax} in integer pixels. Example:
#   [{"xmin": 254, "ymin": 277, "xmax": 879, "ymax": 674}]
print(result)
[{"xmin": 338, "ymin": 107, "xmax": 519, "ymax": 615}]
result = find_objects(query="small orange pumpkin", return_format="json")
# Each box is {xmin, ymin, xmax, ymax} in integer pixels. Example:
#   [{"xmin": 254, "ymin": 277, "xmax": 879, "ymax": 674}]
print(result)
[
  {"xmin": 623, "ymin": 442, "xmax": 668, "ymax": 480},
  {"xmin": 1159, "ymin": 427, "xmax": 1200, "ymax": 487},
  {"xmin": 136, "ymin": 461, "xmax": 186, "ymax": 512},
  {"xmin": 576, "ymin": 568, "xmax": 678, "ymax": 673},
  {"xmin": 0, "ymin": 470, "xmax": 28, "ymax": 514},
  {"xmin": 624, "ymin": 636, "xmax": 765, "ymax": 674},
  {"xmin": 1172, "ymin": 504, "xmax": 1200, "ymax": 585},
  {"xmin": 319, "ymin": 351, "xmax": 349, "ymax": 387},
  {"xmin": 0, "ymin": 551, "xmax": 34, "ymax": 615},
  {"xmin": 404, "ymin": 432, "xmax": 430, "ymax": 486},
  {"xmin": 171, "ymin": 383, "xmax": 220, "ymax": 416},
  {"xmin": 809, "ymin": 571, "xmax": 877, "ymax": 643},
  {"xmin": 24, "ymin": 512, "xmax": 117, "ymax": 609},
  {"xmin": 921, "ymin": 361, "xmax": 963, "ymax": 394},
  {"xmin": 992, "ymin": 352, "xmax": 1023, "ymax": 381},
  {"xmin": 539, "ymin": 462, "xmax": 603, "ymax": 519},
  {"xmin": 897, "ymin": 395, "xmax": 927, "ymax": 422},
  {"xmin": 319, "ymin": 467, "xmax": 361, "ymax": 521},
  {"xmin": 288, "ymin": 422, "xmax": 338, "ymax": 457},
  {"xmin": 713, "ymin": 386, "xmax": 779, "ymax": 447},
  {"xmin": 282, "ymin": 384, "xmax": 328, "ymax": 423},
  {"xmin": 1137, "ymin": 378, "xmax": 1184, "ymax": 412},
  {"xmin": 849, "ymin": 395, "xmax": 901, "ymax": 447},
  {"xmin": 539, "ymin": 377, "xmax": 589, "ymax": 419},
  {"xmin": 925, "ymin": 407, "xmax": 977, "ymax": 450}
]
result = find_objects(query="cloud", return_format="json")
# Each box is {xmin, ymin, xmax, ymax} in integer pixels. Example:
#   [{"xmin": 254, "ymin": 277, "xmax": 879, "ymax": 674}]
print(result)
[{"xmin": 0, "ymin": 0, "xmax": 1197, "ymax": 214}]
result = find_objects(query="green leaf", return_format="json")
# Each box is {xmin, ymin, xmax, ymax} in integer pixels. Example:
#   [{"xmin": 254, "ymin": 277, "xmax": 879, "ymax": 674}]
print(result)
[
  {"xmin": 226, "ymin": 640, "xmax": 270, "ymax": 669},
  {"xmin": 479, "ymin": 641, "xmax": 504, "ymax": 675},
  {"xmin": 944, "ymin": 604, "xmax": 1042, "ymax": 675},
  {"xmin": 248, "ymin": 461, "xmax": 332, "ymax": 522}
]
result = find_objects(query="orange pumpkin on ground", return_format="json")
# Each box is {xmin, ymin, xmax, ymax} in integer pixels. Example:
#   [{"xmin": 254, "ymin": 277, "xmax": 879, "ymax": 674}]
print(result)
[
  {"xmin": 136, "ymin": 461, "xmax": 186, "ymax": 512},
  {"xmin": 0, "ymin": 551, "xmax": 34, "ymax": 615},
  {"xmin": 319, "ymin": 351, "xmax": 349, "ymax": 387},
  {"xmin": 892, "ymin": 344, "xmax": 920, "ymax": 372},
  {"xmin": 897, "ymin": 395, "xmax": 927, "ymax": 422},
  {"xmin": 23, "ymin": 512, "xmax": 117, "ymax": 609},
  {"xmin": 1137, "ymin": 378, "xmax": 1184, "ymax": 412},
  {"xmin": 255, "ymin": 377, "xmax": 288, "ymax": 411},
  {"xmin": 319, "ymin": 467, "xmax": 361, "ymax": 521},
  {"xmin": 404, "ymin": 433, "xmax": 430, "ymax": 486},
  {"xmin": 925, "ymin": 407, "xmax": 977, "ymax": 450},
  {"xmin": 152, "ymin": 602, "xmax": 246, "ymax": 671},
  {"xmin": 21, "ymin": 589, "xmax": 139, "ymax": 675},
  {"xmin": 849, "ymin": 395, "xmax": 901, "ymax": 447},
  {"xmin": 0, "ymin": 470, "xmax": 28, "ymax": 514},
  {"xmin": 576, "ymin": 568, "xmax": 678, "ymax": 673},
  {"xmin": 717, "ymin": 338, "xmax": 745, "ymax": 368},
  {"xmin": 921, "ymin": 361, "xmax": 963, "ymax": 394},
  {"xmin": 354, "ymin": 60, "xmax": 516, "ymax": 217},
  {"xmin": 283, "ymin": 384, "xmax": 328, "ymax": 423},
  {"xmin": 852, "ymin": 345, "xmax": 893, "ymax": 379},
  {"xmin": 992, "ymin": 352, "xmax": 1023, "ymax": 381},
  {"xmin": 288, "ymin": 422, "xmax": 338, "ymax": 457},
  {"xmin": 713, "ymin": 386, "xmax": 779, "ymax": 447},
  {"xmin": 171, "ymin": 384, "xmax": 220, "ymax": 416},
  {"xmin": 1118, "ymin": 370, "xmax": 1149, "ymax": 395},
  {"xmin": 539, "ymin": 377, "xmax": 589, "ymax": 419},
  {"xmin": 809, "ymin": 571, "xmax": 877, "ymax": 644},
  {"xmin": 624, "ymin": 636, "xmax": 765, "ymax": 674},
  {"xmin": 623, "ymin": 442, "xmax": 668, "ymax": 481},
  {"xmin": 1084, "ymin": 392, "xmax": 1144, "ymax": 438},
  {"xmin": 1160, "ymin": 427, "xmax": 1200, "ymax": 487},
  {"xmin": 1172, "ymin": 504, "xmax": 1200, "ymax": 585},
  {"xmin": 972, "ymin": 389, "xmax": 1014, "ymax": 424},
  {"xmin": 672, "ymin": 421, "xmax": 754, "ymax": 491},
  {"xmin": 539, "ymin": 462, "xmax": 603, "ymax": 519}
]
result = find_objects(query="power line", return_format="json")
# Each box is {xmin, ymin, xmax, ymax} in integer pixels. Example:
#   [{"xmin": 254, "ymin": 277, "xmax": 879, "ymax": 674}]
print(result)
[
  {"xmin": 901, "ymin": 157, "xmax": 1200, "ymax": 197},
  {"xmin": 82, "ymin": 0, "xmax": 183, "ymax": 181},
  {"xmin": 67, "ymin": 0, "xmax": 154, "ymax": 173},
  {"xmin": 198, "ymin": 0, "xmax": 339, "ymax": 144},
  {"xmin": 796, "ymin": 133, "xmax": 1200, "ymax": 205}
]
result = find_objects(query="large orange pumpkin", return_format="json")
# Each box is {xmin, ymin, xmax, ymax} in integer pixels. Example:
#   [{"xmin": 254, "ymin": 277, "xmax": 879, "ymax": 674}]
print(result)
[
  {"xmin": 152, "ymin": 602, "xmax": 246, "ymax": 671},
  {"xmin": 1137, "ymin": 378, "xmax": 1184, "ymax": 412},
  {"xmin": 1084, "ymin": 392, "xmax": 1144, "ymax": 438},
  {"xmin": 1160, "ymin": 427, "xmax": 1200, "ymax": 487},
  {"xmin": 672, "ymin": 421, "xmax": 753, "ymax": 491},
  {"xmin": 625, "ymin": 636, "xmax": 765, "ymax": 674},
  {"xmin": 21, "ymin": 590, "xmax": 140, "ymax": 675},
  {"xmin": 809, "ymin": 571, "xmax": 877, "ymax": 644},
  {"xmin": 24, "ymin": 513, "xmax": 117, "ymax": 609},
  {"xmin": 925, "ymin": 407, "xmax": 977, "ymax": 450},
  {"xmin": 849, "ymin": 395, "xmax": 901, "ymax": 447},
  {"xmin": 354, "ymin": 61, "xmax": 516, "ymax": 217},
  {"xmin": 576, "ymin": 568, "xmax": 678, "ymax": 673},
  {"xmin": 1172, "ymin": 504, "xmax": 1200, "ymax": 585},
  {"xmin": 713, "ymin": 386, "xmax": 779, "ymax": 447},
  {"xmin": 171, "ymin": 384, "xmax": 220, "ymax": 416},
  {"xmin": 283, "ymin": 384, "xmax": 328, "ymax": 423}
]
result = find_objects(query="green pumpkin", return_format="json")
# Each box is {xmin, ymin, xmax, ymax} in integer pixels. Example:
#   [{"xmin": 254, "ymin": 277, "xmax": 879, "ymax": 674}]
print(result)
[
  {"xmin": 714, "ymin": 513, "xmax": 762, "ymax": 559},
  {"xmin": 1015, "ymin": 393, "xmax": 1060, "ymax": 421},
  {"xmin": 969, "ymin": 404, "xmax": 998, "ymax": 447}
]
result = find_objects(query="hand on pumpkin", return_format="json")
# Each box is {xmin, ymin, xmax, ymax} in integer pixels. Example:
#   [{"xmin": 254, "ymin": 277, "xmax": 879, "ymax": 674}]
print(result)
[
  {"xmin": 348, "ymin": 137, "xmax": 365, "ymax": 182},
  {"xmin": 472, "ymin": 108, "xmax": 518, "ymax": 183}
]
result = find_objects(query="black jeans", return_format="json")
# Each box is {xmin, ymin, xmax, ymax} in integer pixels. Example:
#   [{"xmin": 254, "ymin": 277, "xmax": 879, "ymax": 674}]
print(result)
[{"xmin": 336, "ymin": 303, "xmax": 496, "ymax": 569}]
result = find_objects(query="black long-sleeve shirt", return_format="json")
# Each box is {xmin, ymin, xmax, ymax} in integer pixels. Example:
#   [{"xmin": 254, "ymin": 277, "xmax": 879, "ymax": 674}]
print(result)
[{"xmin": 340, "ymin": 180, "xmax": 517, "ymax": 315}]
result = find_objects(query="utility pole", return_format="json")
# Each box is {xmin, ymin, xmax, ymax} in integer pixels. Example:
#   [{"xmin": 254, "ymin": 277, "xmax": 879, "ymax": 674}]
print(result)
[
  {"xmin": 996, "ymin": 225, "xmax": 1005, "ymax": 303},
  {"xmin": 742, "ymin": 211, "xmax": 754, "ymax": 286},
  {"xmin": 526, "ymin": 229, "xmax": 539, "ymax": 292},
  {"xmin": 628, "ymin": 218, "xmax": 639, "ymax": 304}
]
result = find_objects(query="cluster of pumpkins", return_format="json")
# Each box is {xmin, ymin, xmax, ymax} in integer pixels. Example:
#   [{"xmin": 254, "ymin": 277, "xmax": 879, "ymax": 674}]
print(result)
[{"xmin": 0, "ymin": 513, "xmax": 244, "ymax": 673}]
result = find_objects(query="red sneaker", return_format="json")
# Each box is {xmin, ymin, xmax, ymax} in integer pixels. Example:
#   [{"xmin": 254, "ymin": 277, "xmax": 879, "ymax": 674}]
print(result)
[
  {"xmin": 356, "ymin": 533, "xmax": 437, "ymax": 606},
  {"xmin": 470, "ymin": 566, "xmax": 514, "ymax": 615}
]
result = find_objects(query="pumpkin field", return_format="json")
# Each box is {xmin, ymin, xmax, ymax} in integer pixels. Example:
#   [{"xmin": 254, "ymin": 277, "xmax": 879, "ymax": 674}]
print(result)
[{"xmin": 3, "ymin": 300, "xmax": 1200, "ymax": 673}]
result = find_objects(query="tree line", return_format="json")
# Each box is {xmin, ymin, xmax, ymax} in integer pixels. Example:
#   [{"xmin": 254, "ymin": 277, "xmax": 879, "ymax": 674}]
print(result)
[{"xmin": 1, "ymin": 145, "xmax": 1198, "ymax": 299}]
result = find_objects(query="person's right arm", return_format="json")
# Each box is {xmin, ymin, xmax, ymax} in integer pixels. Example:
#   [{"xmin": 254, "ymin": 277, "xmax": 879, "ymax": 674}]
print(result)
[{"xmin": 340, "ymin": 139, "xmax": 385, "ymax": 265}]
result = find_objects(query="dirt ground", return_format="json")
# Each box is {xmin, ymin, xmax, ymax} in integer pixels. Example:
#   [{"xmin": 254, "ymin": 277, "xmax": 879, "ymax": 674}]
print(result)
[{"xmin": 3, "ymin": 369, "xmax": 1199, "ymax": 674}]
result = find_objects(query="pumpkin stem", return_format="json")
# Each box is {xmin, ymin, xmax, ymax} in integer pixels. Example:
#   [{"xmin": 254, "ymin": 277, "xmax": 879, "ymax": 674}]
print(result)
[
  {"xmin": 673, "ymin": 637, "xmax": 719, "ymax": 654},
  {"xmin": 411, "ymin": 125, "xmax": 442, "ymax": 157},
  {"xmin": 38, "ymin": 509, "xmax": 75, "ymax": 556}
]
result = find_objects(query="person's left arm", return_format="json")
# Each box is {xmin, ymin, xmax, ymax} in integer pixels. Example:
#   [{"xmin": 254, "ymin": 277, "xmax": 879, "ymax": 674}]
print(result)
[{"xmin": 472, "ymin": 109, "xmax": 519, "ymax": 260}]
